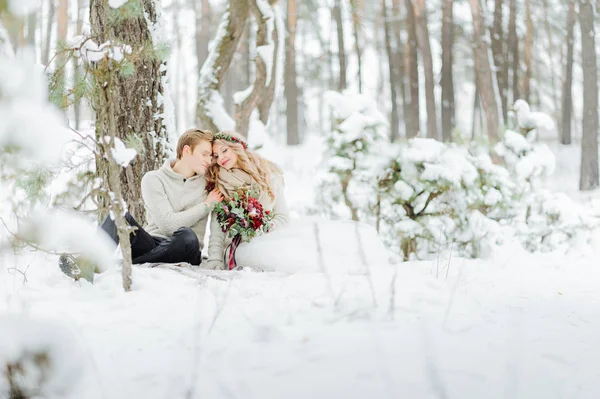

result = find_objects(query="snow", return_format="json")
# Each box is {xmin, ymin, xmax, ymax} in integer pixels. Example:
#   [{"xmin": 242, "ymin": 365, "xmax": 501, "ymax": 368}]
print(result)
[
  {"xmin": 0, "ymin": 314, "xmax": 86, "ymax": 397},
  {"xmin": 4, "ymin": 237, "xmax": 600, "ymax": 398},
  {"xmin": 108, "ymin": 0, "xmax": 128, "ymax": 9},
  {"xmin": 257, "ymin": 43, "xmax": 275, "ymax": 86},
  {"xmin": 205, "ymin": 89, "xmax": 236, "ymax": 131},
  {"xmin": 105, "ymin": 136, "xmax": 138, "ymax": 167},
  {"xmin": 0, "ymin": 53, "xmax": 70, "ymax": 165},
  {"xmin": 3, "ymin": 136, "xmax": 600, "ymax": 398},
  {"xmin": 233, "ymin": 85, "xmax": 254, "ymax": 105},
  {"xmin": 18, "ymin": 209, "xmax": 116, "ymax": 273}
]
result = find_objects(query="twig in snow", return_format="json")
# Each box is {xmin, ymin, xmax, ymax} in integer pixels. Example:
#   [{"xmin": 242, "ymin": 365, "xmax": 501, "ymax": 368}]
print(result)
[
  {"xmin": 355, "ymin": 222, "xmax": 377, "ymax": 308},
  {"xmin": 313, "ymin": 221, "xmax": 338, "ymax": 311}
]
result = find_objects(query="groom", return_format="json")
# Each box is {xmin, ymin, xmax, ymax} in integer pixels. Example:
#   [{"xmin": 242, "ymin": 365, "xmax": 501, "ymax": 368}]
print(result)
[{"xmin": 59, "ymin": 128, "xmax": 223, "ymax": 280}]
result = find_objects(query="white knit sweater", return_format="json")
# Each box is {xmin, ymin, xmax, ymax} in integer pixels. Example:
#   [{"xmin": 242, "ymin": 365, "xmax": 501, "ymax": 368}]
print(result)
[
  {"xmin": 205, "ymin": 175, "xmax": 290, "ymax": 269},
  {"xmin": 141, "ymin": 160, "xmax": 210, "ymax": 248}
]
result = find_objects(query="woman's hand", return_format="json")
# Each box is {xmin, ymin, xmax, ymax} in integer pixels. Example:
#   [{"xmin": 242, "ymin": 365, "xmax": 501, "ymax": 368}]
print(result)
[{"xmin": 204, "ymin": 188, "xmax": 224, "ymax": 206}]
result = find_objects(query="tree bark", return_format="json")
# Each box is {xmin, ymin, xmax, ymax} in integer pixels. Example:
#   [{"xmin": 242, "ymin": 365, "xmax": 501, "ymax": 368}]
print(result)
[
  {"xmin": 196, "ymin": 0, "xmax": 249, "ymax": 133},
  {"xmin": 508, "ymin": 0, "xmax": 519, "ymax": 103},
  {"xmin": 469, "ymin": 0, "xmax": 503, "ymax": 145},
  {"xmin": 90, "ymin": 0, "xmax": 172, "ymax": 224},
  {"xmin": 383, "ymin": 0, "xmax": 400, "ymax": 142},
  {"xmin": 333, "ymin": 0, "xmax": 347, "ymax": 91},
  {"xmin": 405, "ymin": 0, "xmax": 420, "ymax": 138},
  {"xmin": 413, "ymin": 0, "xmax": 438, "ymax": 139},
  {"xmin": 491, "ymin": 0, "xmax": 507, "ymax": 121},
  {"xmin": 441, "ymin": 0, "xmax": 455, "ymax": 142},
  {"xmin": 285, "ymin": 0, "xmax": 300, "ymax": 145},
  {"xmin": 578, "ymin": 0, "xmax": 599, "ymax": 190},
  {"xmin": 561, "ymin": 0, "xmax": 575, "ymax": 145},
  {"xmin": 523, "ymin": 0, "xmax": 533, "ymax": 103}
]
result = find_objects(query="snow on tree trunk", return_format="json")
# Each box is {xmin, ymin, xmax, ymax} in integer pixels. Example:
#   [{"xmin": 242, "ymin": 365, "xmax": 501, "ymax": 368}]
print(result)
[
  {"xmin": 196, "ymin": 0, "xmax": 249, "ymax": 133},
  {"xmin": 89, "ymin": 0, "xmax": 171, "ymax": 225},
  {"xmin": 235, "ymin": 0, "xmax": 283, "ymax": 136},
  {"xmin": 578, "ymin": 0, "xmax": 599, "ymax": 191}
]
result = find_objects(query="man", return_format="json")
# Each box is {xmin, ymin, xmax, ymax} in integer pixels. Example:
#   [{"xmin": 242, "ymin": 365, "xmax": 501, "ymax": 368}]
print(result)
[{"xmin": 60, "ymin": 128, "xmax": 223, "ymax": 281}]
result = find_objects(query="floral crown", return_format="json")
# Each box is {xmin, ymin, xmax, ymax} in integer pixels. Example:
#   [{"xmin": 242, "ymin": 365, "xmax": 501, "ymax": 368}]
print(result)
[{"xmin": 214, "ymin": 132, "xmax": 248, "ymax": 150}]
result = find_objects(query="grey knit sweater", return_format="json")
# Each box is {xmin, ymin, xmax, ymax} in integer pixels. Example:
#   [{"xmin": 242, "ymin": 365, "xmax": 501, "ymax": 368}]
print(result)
[{"xmin": 141, "ymin": 160, "xmax": 210, "ymax": 248}]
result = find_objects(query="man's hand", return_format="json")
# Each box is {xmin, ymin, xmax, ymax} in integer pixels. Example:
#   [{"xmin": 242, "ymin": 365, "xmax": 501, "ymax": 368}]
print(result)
[{"xmin": 204, "ymin": 188, "xmax": 224, "ymax": 206}]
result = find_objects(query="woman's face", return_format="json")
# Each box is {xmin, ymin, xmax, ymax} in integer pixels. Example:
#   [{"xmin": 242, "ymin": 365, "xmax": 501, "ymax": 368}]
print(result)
[{"xmin": 213, "ymin": 141, "xmax": 238, "ymax": 170}]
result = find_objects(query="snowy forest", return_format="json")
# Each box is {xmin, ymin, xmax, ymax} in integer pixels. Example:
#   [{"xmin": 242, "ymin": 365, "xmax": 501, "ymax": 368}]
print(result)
[{"xmin": 2, "ymin": 0, "xmax": 600, "ymax": 397}]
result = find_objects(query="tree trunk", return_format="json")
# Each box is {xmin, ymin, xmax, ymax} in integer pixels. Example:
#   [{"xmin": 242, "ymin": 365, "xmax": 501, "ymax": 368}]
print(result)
[
  {"xmin": 383, "ymin": 0, "xmax": 400, "ymax": 142},
  {"xmin": 508, "ymin": 0, "xmax": 519, "ymax": 103},
  {"xmin": 42, "ymin": 0, "xmax": 55, "ymax": 66},
  {"xmin": 73, "ymin": 0, "xmax": 84, "ymax": 129},
  {"xmin": 542, "ymin": 0, "xmax": 559, "ymax": 115},
  {"xmin": 578, "ymin": 0, "xmax": 599, "ymax": 190},
  {"xmin": 491, "ymin": 0, "xmax": 507, "ymax": 121},
  {"xmin": 235, "ymin": 0, "xmax": 282, "ymax": 135},
  {"xmin": 413, "ymin": 0, "xmax": 438, "ymax": 140},
  {"xmin": 350, "ymin": 0, "xmax": 363, "ymax": 92},
  {"xmin": 26, "ymin": 12, "xmax": 37, "ymax": 47},
  {"xmin": 523, "ymin": 0, "xmax": 532, "ymax": 103},
  {"xmin": 405, "ymin": 0, "xmax": 420, "ymax": 138},
  {"xmin": 90, "ymin": 0, "xmax": 172, "ymax": 224},
  {"xmin": 333, "ymin": 0, "xmax": 347, "ymax": 91},
  {"xmin": 56, "ymin": 0, "xmax": 68, "ymax": 109},
  {"xmin": 469, "ymin": 0, "xmax": 503, "ymax": 145},
  {"xmin": 561, "ymin": 0, "xmax": 575, "ymax": 145},
  {"xmin": 441, "ymin": 0, "xmax": 455, "ymax": 142},
  {"xmin": 194, "ymin": 0, "xmax": 211, "ymax": 71},
  {"xmin": 285, "ymin": 0, "xmax": 300, "ymax": 145},
  {"xmin": 256, "ymin": 2, "xmax": 284, "ymax": 126},
  {"xmin": 196, "ymin": 0, "xmax": 249, "ymax": 133},
  {"xmin": 392, "ymin": 0, "xmax": 409, "ymax": 139}
]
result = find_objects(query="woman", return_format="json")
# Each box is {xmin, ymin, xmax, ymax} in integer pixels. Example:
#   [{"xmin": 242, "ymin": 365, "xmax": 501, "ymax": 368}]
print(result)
[{"xmin": 204, "ymin": 131, "xmax": 290, "ymax": 270}]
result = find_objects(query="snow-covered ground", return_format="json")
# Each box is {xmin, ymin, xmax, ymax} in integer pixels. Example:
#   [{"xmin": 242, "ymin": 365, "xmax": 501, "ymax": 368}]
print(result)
[{"xmin": 3, "ymin": 139, "xmax": 600, "ymax": 398}]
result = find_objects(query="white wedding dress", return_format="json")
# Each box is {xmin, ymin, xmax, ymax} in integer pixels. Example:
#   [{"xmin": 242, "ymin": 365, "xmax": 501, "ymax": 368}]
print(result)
[{"xmin": 232, "ymin": 217, "xmax": 392, "ymax": 274}]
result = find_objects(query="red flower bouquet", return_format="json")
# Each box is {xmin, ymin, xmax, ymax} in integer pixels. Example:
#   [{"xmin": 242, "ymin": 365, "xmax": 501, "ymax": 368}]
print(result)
[{"xmin": 213, "ymin": 188, "xmax": 274, "ymax": 269}]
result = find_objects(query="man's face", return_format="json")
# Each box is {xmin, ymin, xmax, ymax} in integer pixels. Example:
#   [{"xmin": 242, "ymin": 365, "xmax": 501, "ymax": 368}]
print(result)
[{"xmin": 184, "ymin": 140, "xmax": 213, "ymax": 175}]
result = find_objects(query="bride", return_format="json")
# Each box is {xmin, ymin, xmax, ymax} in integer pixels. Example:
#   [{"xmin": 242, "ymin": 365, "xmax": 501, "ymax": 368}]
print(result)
[{"xmin": 204, "ymin": 131, "xmax": 390, "ymax": 274}]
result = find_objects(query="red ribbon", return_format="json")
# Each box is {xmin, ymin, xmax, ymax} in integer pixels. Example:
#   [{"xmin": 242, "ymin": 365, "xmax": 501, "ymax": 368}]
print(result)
[{"xmin": 227, "ymin": 234, "xmax": 242, "ymax": 270}]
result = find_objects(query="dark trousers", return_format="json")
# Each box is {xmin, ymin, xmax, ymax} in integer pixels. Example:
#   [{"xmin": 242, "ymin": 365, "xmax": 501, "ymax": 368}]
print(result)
[{"xmin": 100, "ymin": 213, "xmax": 202, "ymax": 265}]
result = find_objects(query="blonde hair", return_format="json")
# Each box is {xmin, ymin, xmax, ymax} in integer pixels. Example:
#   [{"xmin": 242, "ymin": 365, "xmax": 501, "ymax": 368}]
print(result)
[
  {"xmin": 176, "ymin": 128, "xmax": 213, "ymax": 159},
  {"xmin": 207, "ymin": 131, "xmax": 282, "ymax": 200}
]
